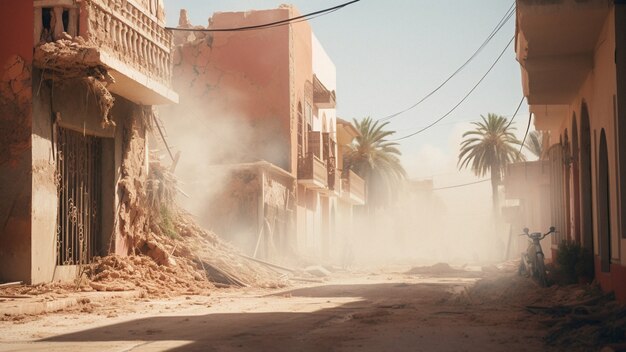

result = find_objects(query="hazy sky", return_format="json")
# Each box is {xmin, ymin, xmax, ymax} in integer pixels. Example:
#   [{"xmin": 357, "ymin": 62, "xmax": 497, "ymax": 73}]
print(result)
[{"xmin": 162, "ymin": 0, "xmax": 530, "ymax": 187}]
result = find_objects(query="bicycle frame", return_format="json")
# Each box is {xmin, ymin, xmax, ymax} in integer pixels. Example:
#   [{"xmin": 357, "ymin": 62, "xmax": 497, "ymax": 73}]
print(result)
[{"xmin": 519, "ymin": 227, "xmax": 555, "ymax": 287}]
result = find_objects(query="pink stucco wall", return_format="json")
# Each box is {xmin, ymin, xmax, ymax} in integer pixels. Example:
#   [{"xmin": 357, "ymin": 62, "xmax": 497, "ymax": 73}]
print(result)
[{"xmin": 172, "ymin": 8, "xmax": 304, "ymax": 173}]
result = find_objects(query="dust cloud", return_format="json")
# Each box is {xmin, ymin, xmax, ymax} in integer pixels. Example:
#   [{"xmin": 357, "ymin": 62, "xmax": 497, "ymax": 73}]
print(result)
[
  {"xmin": 348, "ymin": 121, "xmax": 504, "ymax": 268},
  {"xmin": 350, "ymin": 180, "xmax": 501, "ymax": 268},
  {"xmin": 156, "ymin": 91, "xmax": 255, "ymax": 231},
  {"xmin": 158, "ymin": 95, "xmax": 507, "ymax": 268}
]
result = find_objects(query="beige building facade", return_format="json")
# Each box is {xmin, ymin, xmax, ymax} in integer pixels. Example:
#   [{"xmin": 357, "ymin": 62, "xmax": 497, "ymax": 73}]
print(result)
[{"xmin": 514, "ymin": 0, "xmax": 626, "ymax": 300}]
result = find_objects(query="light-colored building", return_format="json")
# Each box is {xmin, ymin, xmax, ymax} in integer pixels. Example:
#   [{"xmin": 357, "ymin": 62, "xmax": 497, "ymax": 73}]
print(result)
[
  {"xmin": 166, "ymin": 6, "xmax": 365, "ymax": 263},
  {"xmin": 503, "ymin": 161, "xmax": 552, "ymax": 259},
  {"xmin": 0, "ymin": 0, "xmax": 177, "ymax": 284},
  {"xmin": 514, "ymin": 0, "xmax": 626, "ymax": 300}
]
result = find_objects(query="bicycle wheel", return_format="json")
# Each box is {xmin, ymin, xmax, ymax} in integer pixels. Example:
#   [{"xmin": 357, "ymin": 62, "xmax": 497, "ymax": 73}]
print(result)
[
  {"xmin": 535, "ymin": 254, "xmax": 548, "ymax": 287},
  {"xmin": 518, "ymin": 257, "xmax": 526, "ymax": 276}
]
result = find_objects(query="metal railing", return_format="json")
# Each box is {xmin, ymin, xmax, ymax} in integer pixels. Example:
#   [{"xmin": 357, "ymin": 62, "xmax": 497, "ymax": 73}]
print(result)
[
  {"xmin": 341, "ymin": 169, "xmax": 365, "ymax": 203},
  {"xmin": 298, "ymin": 152, "xmax": 327, "ymax": 187}
]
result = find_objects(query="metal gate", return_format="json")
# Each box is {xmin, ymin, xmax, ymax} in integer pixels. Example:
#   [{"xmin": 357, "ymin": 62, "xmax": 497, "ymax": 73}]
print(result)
[{"xmin": 55, "ymin": 127, "xmax": 102, "ymax": 265}]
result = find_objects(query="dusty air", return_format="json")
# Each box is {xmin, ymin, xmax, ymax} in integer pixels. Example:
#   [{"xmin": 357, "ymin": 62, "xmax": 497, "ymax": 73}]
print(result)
[{"xmin": 0, "ymin": 1, "xmax": 624, "ymax": 351}]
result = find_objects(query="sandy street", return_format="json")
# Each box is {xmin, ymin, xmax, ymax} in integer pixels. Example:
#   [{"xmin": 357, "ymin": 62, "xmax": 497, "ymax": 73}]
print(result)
[{"xmin": 0, "ymin": 266, "xmax": 573, "ymax": 352}]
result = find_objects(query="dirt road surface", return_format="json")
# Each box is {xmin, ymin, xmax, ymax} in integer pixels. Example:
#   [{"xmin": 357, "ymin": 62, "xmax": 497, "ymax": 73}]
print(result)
[{"xmin": 0, "ymin": 267, "xmax": 580, "ymax": 351}]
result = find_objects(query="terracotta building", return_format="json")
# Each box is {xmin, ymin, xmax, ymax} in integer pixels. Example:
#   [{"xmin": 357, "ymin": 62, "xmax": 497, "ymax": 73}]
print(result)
[
  {"xmin": 164, "ymin": 6, "xmax": 365, "ymax": 263},
  {"xmin": 512, "ymin": 0, "xmax": 626, "ymax": 300},
  {"xmin": 0, "ymin": 0, "xmax": 178, "ymax": 284}
]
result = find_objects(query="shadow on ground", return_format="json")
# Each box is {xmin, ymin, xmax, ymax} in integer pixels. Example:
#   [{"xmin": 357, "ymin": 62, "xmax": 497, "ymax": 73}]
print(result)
[{"xmin": 41, "ymin": 279, "xmax": 548, "ymax": 352}]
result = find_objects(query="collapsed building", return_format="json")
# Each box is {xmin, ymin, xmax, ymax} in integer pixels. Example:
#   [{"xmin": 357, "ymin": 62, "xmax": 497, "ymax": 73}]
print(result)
[
  {"xmin": 0, "ymin": 0, "xmax": 179, "ymax": 284},
  {"xmin": 162, "ymin": 7, "xmax": 365, "ymax": 264}
]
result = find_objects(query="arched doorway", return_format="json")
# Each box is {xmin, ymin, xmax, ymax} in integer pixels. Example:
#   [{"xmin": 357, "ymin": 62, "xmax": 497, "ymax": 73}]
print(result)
[
  {"xmin": 597, "ymin": 129, "xmax": 611, "ymax": 273},
  {"xmin": 563, "ymin": 129, "xmax": 572, "ymax": 240},
  {"xmin": 580, "ymin": 103, "xmax": 593, "ymax": 251},
  {"xmin": 571, "ymin": 115, "xmax": 581, "ymax": 243}
]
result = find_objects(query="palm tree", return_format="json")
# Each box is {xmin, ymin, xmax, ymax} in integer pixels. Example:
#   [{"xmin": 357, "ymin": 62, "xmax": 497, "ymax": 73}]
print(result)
[
  {"xmin": 345, "ymin": 117, "xmax": 406, "ymax": 210},
  {"xmin": 458, "ymin": 113, "xmax": 524, "ymax": 213},
  {"xmin": 524, "ymin": 130, "xmax": 543, "ymax": 159}
]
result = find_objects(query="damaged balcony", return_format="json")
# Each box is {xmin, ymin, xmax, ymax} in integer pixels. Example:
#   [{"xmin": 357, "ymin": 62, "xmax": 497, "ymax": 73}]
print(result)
[
  {"xmin": 341, "ymin": 169, "xmax": 365, "ymax": 205},
  {"xmin": 312, "ymin": 74, "xmax": 336, "ymax": 109},
  {"xmin": 298, "ymin": 152, "xmax": 328, "ymax": 190},
  {"xmin": 34, "ymin": 0, "xmax": 178, "ymax": 105}
]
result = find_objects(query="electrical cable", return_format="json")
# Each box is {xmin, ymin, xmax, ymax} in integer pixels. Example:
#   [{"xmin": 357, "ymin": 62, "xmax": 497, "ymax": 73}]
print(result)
[
  {"xmin": 378, "ymin": 2, "xmax": 515, "ymax": 122},
  {"xmin": 429, "ymin": 97, "xmax": 525, "ymax": 191},
  {"xmin": 504, "ymin": 96, "xmax": 525, "ymax": 130},
  {"xmin": 392, "ymin": 35, "xmax": 515, "ymax": 142},
  {"xmin": 518, "ymin": 111, "xmax": 533, "ymax": 156},
  {"xmin": 432, "ymin": 178, "xmax": 491, "ymax": 191},
  {"xmin": 165, "ymin": 0, "xmax": 360, "ymax": 32},
  {"xmin": 394, "ymin": 108, "xmax": 524, "ymax": 132}
]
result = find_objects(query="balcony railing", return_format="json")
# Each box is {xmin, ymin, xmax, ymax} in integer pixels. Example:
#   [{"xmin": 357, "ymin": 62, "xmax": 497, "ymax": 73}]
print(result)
[
  {"xmin": 322, "ymin": 132, "xmax": 339, "ymax": 194},
  {"xmin": 341, "ymin": 169, "xmax": 365, "ymax": 205},
  {"xmin": 83, "ymin": 0, "xmax": 172, "ymax": 85},
  {"xmin": 328, "ymin": 167, "xmax": 341, "ymax": 195},
  {"xmin": 298, "ymin": 153, "xmax": 328, "ymax": 189},
  {"xmin": 313, "ymin": 74, "xmax": 336, "ymax": 109},
  {"xmin": 34, "ymin": 0, "xmax": 177, "ymax": 104}
]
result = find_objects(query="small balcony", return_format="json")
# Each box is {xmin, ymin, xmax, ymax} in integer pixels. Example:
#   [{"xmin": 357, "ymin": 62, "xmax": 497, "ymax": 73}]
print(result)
[
  {"xmin": 313, "ymin": 74, "xmax": 336, "ymax": 109},
  {"xmin": 341, "ymin": 169, "xmax": 365, "ymax": 205},
  {"xmin": 298, "ymin": 152, "xmax": 328, "ymax": 189},
  {"xmin": 33, "ymin": 0, "xmax": 178, "ymax": 105}
]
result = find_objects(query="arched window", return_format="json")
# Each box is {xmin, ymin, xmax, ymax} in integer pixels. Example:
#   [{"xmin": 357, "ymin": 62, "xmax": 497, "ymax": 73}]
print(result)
[
  {"xmin": 597, "ymin": 129, "xmax": 611, "ymax": 273},
  {"xmin": 297, "ymin": 102, "xmax": 304, "ymax": 157}
]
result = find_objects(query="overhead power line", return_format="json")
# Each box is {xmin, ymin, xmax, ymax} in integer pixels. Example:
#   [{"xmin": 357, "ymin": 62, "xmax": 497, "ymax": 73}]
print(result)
[
  {"xmin": 432, "ymin": 179, "xmax": 491, "ymax": 191},
  {"xmin": 504, "ymin": 96, "xmax": 526, "ymax": 130},
  {"xmin": 165, "ymin": 0, "xmax": 360, "ymax": 32},
  {"xmin": 392, "ymin": 35, "xmax": 516, "ymax": 142},
  {"xmin": 378, "ymin": 2, "xmax": 515, "ymax": 122},
  {"xmin": 518, "ymin": 112, "xmax": 533, "ymax": 156}
]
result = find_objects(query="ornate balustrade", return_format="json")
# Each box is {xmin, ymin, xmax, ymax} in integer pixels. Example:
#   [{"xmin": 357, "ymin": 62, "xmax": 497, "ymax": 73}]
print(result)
[
  {"xmin": 83, "ymin": 0, "xmax": 172, "ymax": 86},
  {"xmin": 34, "ymin": 0, "xmax": 175, "ymax": 99}
]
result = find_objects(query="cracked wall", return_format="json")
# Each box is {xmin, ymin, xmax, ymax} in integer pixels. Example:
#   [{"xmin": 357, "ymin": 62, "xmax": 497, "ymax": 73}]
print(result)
[{"xmin": 168, "ymin": 8, "xmax": 294, "ymax": 172}]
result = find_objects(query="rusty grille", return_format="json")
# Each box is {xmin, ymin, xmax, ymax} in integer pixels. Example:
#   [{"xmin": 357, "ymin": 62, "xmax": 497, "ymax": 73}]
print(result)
[{"xmin": 55, "ymin": 127, "xmax": 102, "ymax": 265}]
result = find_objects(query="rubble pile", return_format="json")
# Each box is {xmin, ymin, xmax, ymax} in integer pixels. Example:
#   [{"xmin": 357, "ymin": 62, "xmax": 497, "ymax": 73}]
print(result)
[
  {"xmin": 406, "ymin": 263, "xmax": 466, "ymax": 276},
  {"xmin": 33, "ymin": 38, "xmax": 115, "ymax": 127},
  {"xmin": 458, "ymin": 270, "xmax": 625, "ymax": 351},
  {"xmin": 89, "ymin": 156, "xmax": 287, "ymax": 296},
  {"xmin": 87, "ymin": 254, "xmax": 213, "ymax": 296},
  {"xmin": 533, "ymin": 292, "xmax": 626, "ymax": 350},
  {"xmin": 85, "ymin": 208, "xmax": 285, "ymax": 296}
]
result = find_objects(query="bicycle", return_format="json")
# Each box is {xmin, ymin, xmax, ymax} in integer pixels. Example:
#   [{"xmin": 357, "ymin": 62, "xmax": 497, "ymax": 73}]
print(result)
[{"xmin": 518, "ymin": 226, "xmax": 556, "ymax": 287}]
